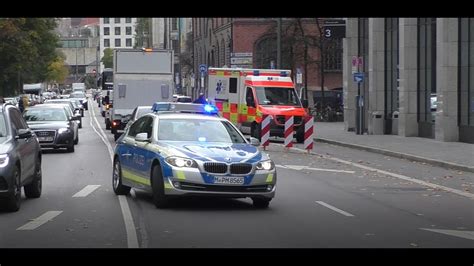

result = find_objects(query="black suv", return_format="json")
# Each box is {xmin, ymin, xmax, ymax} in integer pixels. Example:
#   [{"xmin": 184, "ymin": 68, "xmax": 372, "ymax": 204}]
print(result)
[{"xmin": 0, "ymin": 104, "xmax": 42, "ymax": 212}]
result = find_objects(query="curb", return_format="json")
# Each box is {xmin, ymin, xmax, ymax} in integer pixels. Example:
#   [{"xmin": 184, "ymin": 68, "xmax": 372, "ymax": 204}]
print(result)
[{"xmin": 314, "ymin": 138, "xmax": 474, "ymax": 173}]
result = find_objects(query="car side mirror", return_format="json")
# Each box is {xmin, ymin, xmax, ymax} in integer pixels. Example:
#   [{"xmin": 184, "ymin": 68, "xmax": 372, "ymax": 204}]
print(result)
[
  {"xmin": 301, "ymin": 99, "xmax": 309, "ymax": 108},
  {"xmin": 248, "ymin": 137, "xmax": 260, "ymax": 146},
  {"xmin": 16, "ymin": 129, "xmax": 32, "ymax": 139},
  {"xmin": 135, "ymin": 132, "xmax": 150, "ymax": 142}
]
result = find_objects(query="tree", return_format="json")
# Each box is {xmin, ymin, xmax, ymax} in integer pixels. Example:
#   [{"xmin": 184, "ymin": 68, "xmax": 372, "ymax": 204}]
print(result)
[
  {"xmin": 0, "ymin": 18, "xmax": 59, "ymax": 96},
  {"xmin": 134, "ymin": 18, "xmax": 151, "ymax": 48},
  {"xmin": 46, "ymin": 56, "xmax": 69, "ymax": 85},
  {"xmin": 101, "ymin": 48, "xmax": 113, "ymax": 69}
]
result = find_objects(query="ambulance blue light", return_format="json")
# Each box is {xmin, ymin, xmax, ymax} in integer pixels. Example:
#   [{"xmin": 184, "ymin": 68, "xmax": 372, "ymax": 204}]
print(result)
[
  {"xmin": 280, "ymin": 71, "xmax": 288, "ymax": 77},
  {"xmin": 253, "ymin": 70, "xmax": 260, "ymax": 76}
]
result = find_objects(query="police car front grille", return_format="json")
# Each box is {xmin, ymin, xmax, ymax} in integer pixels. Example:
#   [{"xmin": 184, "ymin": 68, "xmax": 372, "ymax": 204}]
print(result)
[
  {"xmin": 179, "ymin": 182, "xmax": 268, "ymax": 193},
  {"xmin": 230, "ymin": 163, "xmax": 252, "ymax": 175},
  {"xmin": 204, "ymin": 162, "xmax": 227, "ymax": 174}
]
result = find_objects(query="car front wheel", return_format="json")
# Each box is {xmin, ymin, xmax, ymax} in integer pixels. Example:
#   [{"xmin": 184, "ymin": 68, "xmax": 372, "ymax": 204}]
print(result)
[
  {"xmin": 24, "ymin": 158, "xmax": 42, "ymax": 198},
  {"xmin": 151, "ymin": 164, "xmax": 169, "ymax": 208},
  {"xmin": 113, "ymin": 159, "xmax": 130, "ymax": 195},
  {"xmin": 2, "ymin": 166, "xmax": 21, "ymax": 212}
]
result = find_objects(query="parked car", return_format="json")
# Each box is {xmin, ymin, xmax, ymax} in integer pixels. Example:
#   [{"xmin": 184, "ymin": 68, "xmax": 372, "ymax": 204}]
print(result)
[
  {"xmin": 23, "ymin": 105, "xmax": 79, "ymax": 152},
  {"xmin": 0, "ymin": 103, "xmax": 42, "ymax": 212}
]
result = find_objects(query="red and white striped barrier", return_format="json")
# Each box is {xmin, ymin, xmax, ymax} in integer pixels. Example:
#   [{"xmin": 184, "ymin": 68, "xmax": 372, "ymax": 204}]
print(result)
[
  {"xmin": 261, "ymin": 114, "xmax": 271, "ymax": 149},
  {"xmin": 304, "ymin": 116, "xmax": 314, "ymax": 152},
  {"xmin": 284, "ymin": 116, "xmax": 294, "ymax": 149}
]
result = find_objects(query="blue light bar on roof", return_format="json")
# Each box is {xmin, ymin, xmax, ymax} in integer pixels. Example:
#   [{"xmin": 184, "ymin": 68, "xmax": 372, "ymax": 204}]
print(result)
[
  {"xmin": 151, "ymin": 102, "xmax": 219, "ymax": 115},
  {"xmin": 280, "ymin": 71, "xmax": 288, "ymax": 77},
  {"xmin": 253, "ymin": 70, "xmax": 260, "ymax": 76}
]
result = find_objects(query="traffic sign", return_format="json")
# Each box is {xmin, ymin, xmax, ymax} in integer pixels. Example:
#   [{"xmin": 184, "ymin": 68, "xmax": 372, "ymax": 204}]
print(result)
[
  {"xmin": 199, "ymin": 64, "xmax": 207, "ymax": 75},
  {"xmin": 353, "ymin": 72, "xmax": 364, "ymax": 83}
]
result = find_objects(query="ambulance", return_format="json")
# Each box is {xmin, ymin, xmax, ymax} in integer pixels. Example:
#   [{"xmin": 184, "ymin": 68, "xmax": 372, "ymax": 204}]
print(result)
[{"xmin": 207, "ymin": 68, "xmax": 309, "ymax": 143}]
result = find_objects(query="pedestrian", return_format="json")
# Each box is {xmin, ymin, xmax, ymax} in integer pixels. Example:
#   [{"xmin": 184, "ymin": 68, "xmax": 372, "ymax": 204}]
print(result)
[
  {"xmin": 193, "ymin": 93, "xmax": 208, "ymax": 104},
  {"xmin": 18, "ymin": 96, "xmax": 24, "ymax": 112}
]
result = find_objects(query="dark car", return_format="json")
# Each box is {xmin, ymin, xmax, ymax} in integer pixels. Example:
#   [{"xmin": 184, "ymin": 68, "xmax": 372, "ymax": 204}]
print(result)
[
  {"xmin": 113, "ymin": 105, "xmax": 152, "ymax": 141},
  {"xmin": 43, "ymin": 99, "xmax": 82, "ymax": 128},
  {"xmin": 69, "ymin": 91, "xmax": 88, "ymax": 110},
  {"xmin": 23, "ymin": 105, "xmax": 79, "ymax": 152},
  {"xmin": 0, "ymin": 104, "xmax": 42, "ymax": 212}
]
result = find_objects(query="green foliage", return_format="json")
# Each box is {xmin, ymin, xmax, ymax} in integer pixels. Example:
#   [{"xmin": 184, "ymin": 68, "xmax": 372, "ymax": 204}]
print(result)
[
  {"xmin": 134, "ymin": 18, "xmax": 151, "ymax": 48},
  {"xmin": 0, "ymin": 18, "xmax": 60, "ymax": 96},
  {"xmin": 46, "ymin": 56, "xmax": 69, "ymax": 84},
  {"xmin": 101, "ymin": 48, "xmax": 113, "ymax": 69}
]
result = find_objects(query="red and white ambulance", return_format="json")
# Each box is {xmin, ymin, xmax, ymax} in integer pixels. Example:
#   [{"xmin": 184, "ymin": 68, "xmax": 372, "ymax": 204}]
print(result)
[{"xmin": 207, "ymin": 68, "xmax": 309, "ymax": 143}]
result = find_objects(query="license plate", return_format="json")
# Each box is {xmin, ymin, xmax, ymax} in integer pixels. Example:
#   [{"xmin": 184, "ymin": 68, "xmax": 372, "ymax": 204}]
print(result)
[
  {"xmin": 38, "ymin": 137, "xmax": 53, "ymax": 142},
  {"xmin": 213, "ymin": 176, "xmax": 244, "ymax": 185}
]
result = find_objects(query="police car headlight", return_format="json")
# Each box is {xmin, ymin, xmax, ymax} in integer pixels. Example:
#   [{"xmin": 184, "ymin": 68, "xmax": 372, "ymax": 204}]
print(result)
[
  {"xmin": 256, "ymin": 160, "xmax": 275, "ymax": 170},
  {"xmin": 0, "ymin": 154, "xmax": 9, "ymax": 168},
  {"xmin": 165, "ymin": 156, "xmax": 197, "ymax": 168}
]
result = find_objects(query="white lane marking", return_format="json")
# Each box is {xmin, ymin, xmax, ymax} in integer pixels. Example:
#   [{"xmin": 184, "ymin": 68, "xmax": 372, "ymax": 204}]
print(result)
[
  {"xmin": 420, "ymin": 228, "xmax": 474, "ymax": 241},
  {"xmin": 315, "ymin": 201, "xmax": 355, "ymax": 217},
  {"xmin": 276, "ymin": 164, "xmax": 355, "ymax": 173},
  {"xmin": 72, "ymin": 185, "xmax": 101, "ymax": 198},
  {"xmin": 89, "ymin": 100, "xmax": 139, "ymax": 248},
  {"xmin": 89, "ymin": 101, "xmax": 114, "ymax": 161},
  {"xmin": 17, "ymin": 211, "xmax": 63, "ymax": 230},
  {"xmin": 119, "ymin": 195, "xmax": 139, "ymax": 248},
  {"xmin": 277, "ymin": 144, "xmax": 474, "ymax": 200}
]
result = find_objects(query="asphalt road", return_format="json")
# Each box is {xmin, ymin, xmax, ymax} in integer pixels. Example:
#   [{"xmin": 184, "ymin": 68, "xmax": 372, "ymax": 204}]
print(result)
[{"xmin": 0, "ymin": 99, "xmax": 473, "ymax": 248}]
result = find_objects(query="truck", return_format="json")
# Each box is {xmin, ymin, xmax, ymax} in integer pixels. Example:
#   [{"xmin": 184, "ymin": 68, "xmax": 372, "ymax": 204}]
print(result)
[
  {"xmin": 207, "ymin": 68, "xmax": 309, "ymax": 143},
  {"xmin": 110, "ymin": 49, "xmax": 174, "ymax": 139}
]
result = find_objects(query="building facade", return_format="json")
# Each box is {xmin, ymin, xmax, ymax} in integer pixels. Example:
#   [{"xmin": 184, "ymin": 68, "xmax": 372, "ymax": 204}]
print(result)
[
  {"xmin": 344, "ymin": 18, "xmax": 474, "ymax": 144},
  {"xmin": 99, "ymin": 17, "xmax": 137, "ymax": 71},
  {"xmin": 192, "ymin": 18, "xmax": 343, "ymax": 103}
]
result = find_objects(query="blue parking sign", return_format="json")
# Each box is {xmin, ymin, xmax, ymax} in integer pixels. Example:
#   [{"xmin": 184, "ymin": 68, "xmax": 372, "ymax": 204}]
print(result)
[{"xmin": 199, "ymin": 64, "xmax": 208, "ymax": 75}]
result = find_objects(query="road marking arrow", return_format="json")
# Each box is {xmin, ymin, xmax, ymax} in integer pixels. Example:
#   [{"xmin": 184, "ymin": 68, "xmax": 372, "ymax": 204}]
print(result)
[{"xmin": 420, "ymin": 228, "xmax": 474, "ymax": 241}]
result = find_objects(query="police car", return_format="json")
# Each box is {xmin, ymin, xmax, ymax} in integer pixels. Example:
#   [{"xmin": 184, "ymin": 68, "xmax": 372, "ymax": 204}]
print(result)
[{"xmin": 113, "ymin": 103, "xmax": 276, "ymax": 208}]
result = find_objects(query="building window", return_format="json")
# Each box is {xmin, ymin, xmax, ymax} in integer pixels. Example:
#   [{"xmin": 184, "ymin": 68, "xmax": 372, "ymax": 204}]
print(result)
[
  {"xmin": 104, "ymin": 39, "xmax": 110, "ymax": 47},
  {"xmin": 103, "ymin": 18, "xmax": 109, "ymax": 24},
  {"xmin": 220, "ymin": 39, "xmax": 225, "ymax": 66},
  {"xmin": 115, "ymin": 38, "xmax": 121, "ymax": 47},
  {"xmin": 417, "ymin": 18, "xmax": 437, "ymax": 132},
  {"xmin": 115, "ymin": 27, "xmax": 121, "ymax": 35},
  {"xmin": 385, "ymin": 18, "xmax": 400, "ymax": 124},
  {"xmin": 126, "ymin": 26, "xmax": 132, "ymax": 35},
  {"xmin": 115, "ymin": 18, "xmax": 120, "ymax": 23},
  {"xmin": 323, "ymin": 38, "xmax": 343, "ymax": 72},
  {"xmin": 172, "ymin": 18, "xmax": 178, "ymax": 31},
  {"xmin": 125, "ymin": 18, "xmax": 132, "ymax": 23},
  {"xmin": 458, "ymin": 18, "xmax": 474, "ymax": 143},
  {"xmin": 126, "ymin": 38, "xmax": 132, "ymax": 47},
  {"xmin": 104, "ymin": 27, "xmax": 110, "ymax": 36}
]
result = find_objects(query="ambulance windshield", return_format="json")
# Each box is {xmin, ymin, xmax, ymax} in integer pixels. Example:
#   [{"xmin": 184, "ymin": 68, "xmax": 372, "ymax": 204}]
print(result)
[{"xmin": 255, "ymin": 87, "xmax": 302, "ymax": 106}]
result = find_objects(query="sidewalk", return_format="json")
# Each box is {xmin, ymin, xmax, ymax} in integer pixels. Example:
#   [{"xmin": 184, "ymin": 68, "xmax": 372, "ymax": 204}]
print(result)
[{"xmin": 313, "ymin": 122, "xmax": 474, "ymax": 173}]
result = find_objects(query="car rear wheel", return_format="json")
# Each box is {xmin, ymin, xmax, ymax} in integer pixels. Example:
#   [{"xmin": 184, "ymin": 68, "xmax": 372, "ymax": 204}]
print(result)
[
  {"xmin": 251, "ymin": 197, "xmax": 271, "ymax": 209},
  {"xmin": 24, "ymin": 159, "xmax": 42, "ymax": 198},
  {"xmin": 151, "ymin": 164, "xmax": 169, "ymax": 208},
  {"xmin": 2, "ymin": 166, "xmax": 21, "ymax": 212},
  {"xmin": 112, "ymin": 159, "xmax": 130, "ymax": 195}
]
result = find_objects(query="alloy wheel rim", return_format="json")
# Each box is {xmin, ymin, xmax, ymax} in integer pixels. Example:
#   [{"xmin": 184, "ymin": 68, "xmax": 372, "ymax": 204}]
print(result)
[{"xmin": 113, "ymin": 163, "xmax": 119, "ymax": 189}]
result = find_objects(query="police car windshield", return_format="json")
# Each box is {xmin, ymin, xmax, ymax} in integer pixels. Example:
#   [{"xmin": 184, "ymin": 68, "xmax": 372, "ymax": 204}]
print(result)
[
  {"xmin": 158, "ymin": 119, "xmax": 246, "ymax": 143},
  {"xmin": 255, "ymin": 87, "xmax": 302, "ymax": 106}
]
